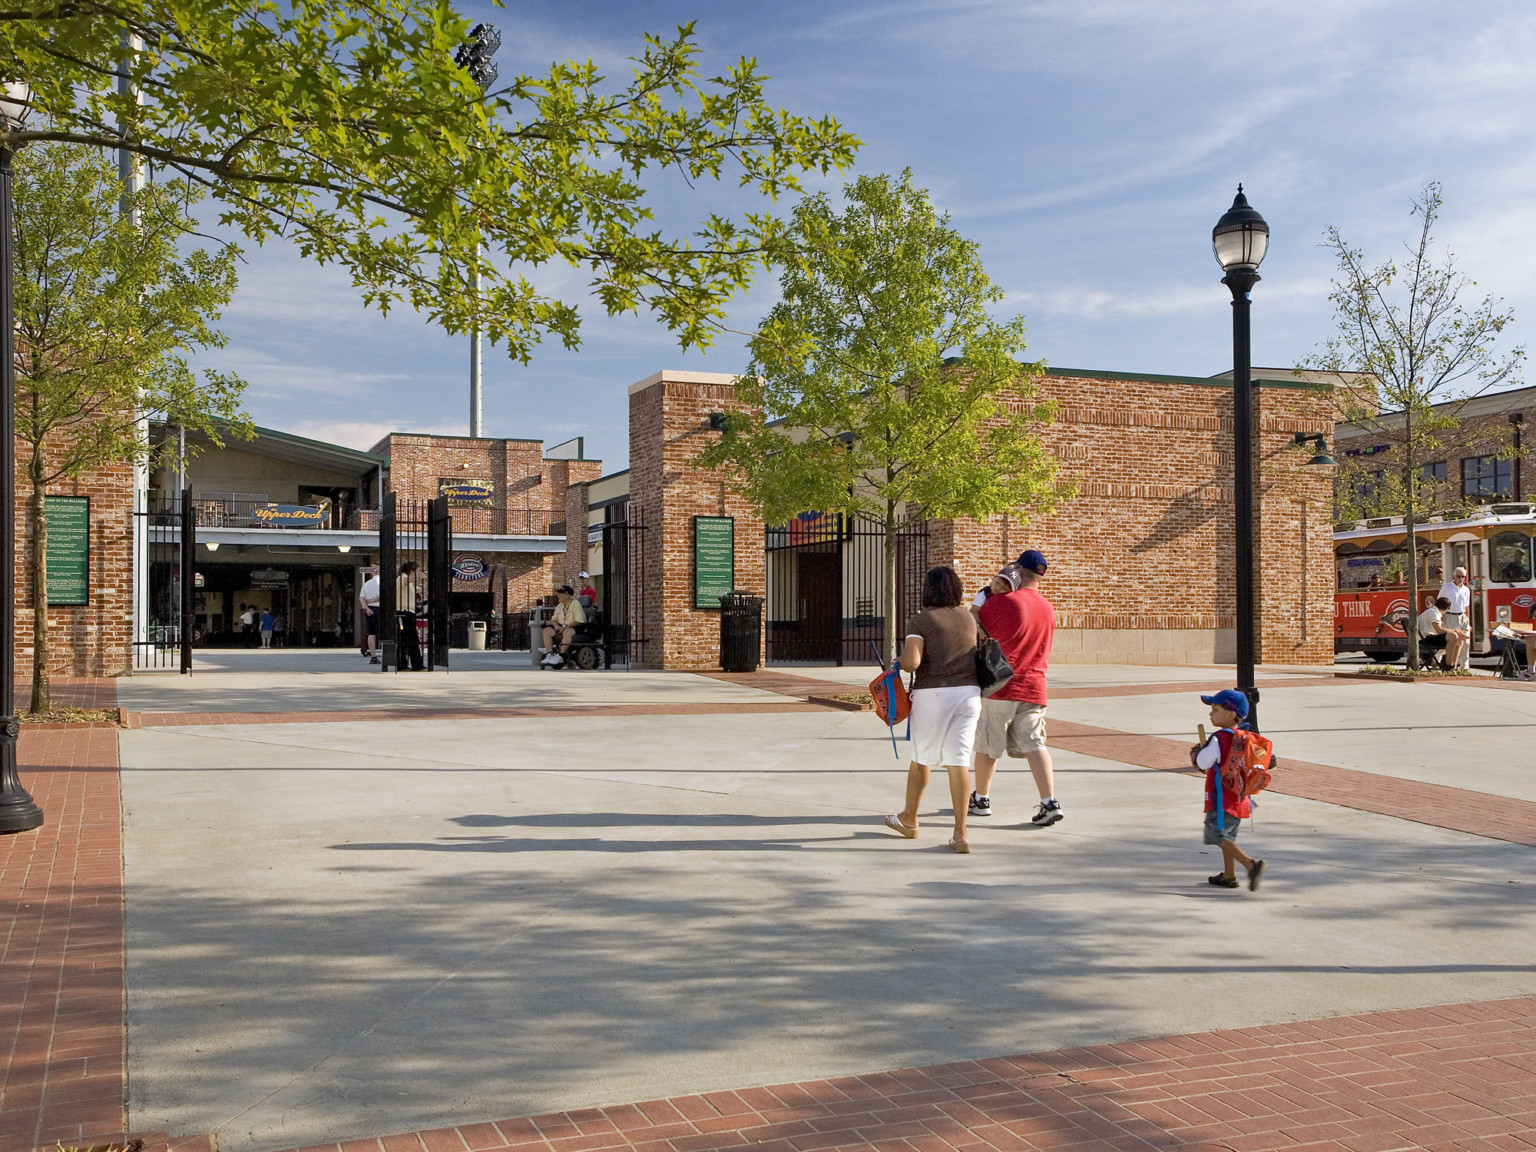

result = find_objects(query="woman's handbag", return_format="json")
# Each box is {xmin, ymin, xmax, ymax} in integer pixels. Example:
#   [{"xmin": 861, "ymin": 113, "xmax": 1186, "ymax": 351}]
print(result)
[{"xmin": 975, "ymin": 636, "xmax": 1014, "ymax": 698}]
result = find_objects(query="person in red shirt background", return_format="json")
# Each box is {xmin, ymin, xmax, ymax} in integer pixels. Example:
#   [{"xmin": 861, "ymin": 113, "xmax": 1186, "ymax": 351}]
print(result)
[{"xmin": 971, "ymin": 549, "xmax": 1063, "ymax": 827}]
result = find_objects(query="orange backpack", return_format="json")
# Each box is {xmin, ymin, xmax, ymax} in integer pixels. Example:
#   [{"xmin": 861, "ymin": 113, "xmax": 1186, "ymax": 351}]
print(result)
[{"xmin": 1219, "ymin": 729, "xmax": 1276, "ymax": 799}]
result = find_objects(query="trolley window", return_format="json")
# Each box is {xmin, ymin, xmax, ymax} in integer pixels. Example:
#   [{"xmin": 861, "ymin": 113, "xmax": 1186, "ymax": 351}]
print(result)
[{"xmin": 1490, "ymin": 532, "xmax": 1533, "ymax": 584}]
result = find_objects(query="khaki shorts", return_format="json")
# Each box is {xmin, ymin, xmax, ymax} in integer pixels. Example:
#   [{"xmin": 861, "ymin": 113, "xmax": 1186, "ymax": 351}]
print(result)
[{"xmin": 976, "ymin": 698, "xmax": 1047, "ymax": 758}]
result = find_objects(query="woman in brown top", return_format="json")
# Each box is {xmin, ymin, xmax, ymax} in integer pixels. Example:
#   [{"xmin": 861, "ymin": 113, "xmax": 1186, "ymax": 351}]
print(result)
[{"xmin": 884, "ymin": 566, "xmax": 981, "ymax": 852}]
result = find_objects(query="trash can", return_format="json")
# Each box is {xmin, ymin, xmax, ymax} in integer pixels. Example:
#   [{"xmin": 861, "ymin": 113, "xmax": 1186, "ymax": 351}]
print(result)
[
  {"xmin": 719, "ymin": 591, "xmax": 763, "ymax": 672},
  {"xmin": 468, "ymin": 620, "xmax": 487, "ymax": 651}
]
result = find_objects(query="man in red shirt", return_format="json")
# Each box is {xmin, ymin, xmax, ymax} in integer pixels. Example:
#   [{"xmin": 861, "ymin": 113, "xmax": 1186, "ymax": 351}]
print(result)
[{"xmin": 971, "ymin": 549, "xmax": 1062, "ymax": 826}]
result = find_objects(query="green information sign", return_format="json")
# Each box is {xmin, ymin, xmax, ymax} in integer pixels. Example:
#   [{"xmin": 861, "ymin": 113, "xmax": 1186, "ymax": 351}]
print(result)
[
  {"xmin": 693, "ymin": 515, "xmax": 735, "ymax": 609},
  {"xmin": 45, "ymin": 496, "xmax": 90, "ymax": 606}
]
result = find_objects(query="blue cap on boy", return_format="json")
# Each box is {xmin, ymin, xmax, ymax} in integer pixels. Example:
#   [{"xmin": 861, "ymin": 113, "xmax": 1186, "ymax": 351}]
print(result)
[{"xmin": 1200, "ymin": 688, "xmax": 1250, "ymax": 720}]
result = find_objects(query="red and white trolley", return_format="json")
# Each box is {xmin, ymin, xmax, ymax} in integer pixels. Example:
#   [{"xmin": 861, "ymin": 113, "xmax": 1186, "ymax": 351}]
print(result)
[{"xmin": 1334, "ymin": 502, "xmax": 1536, "ymax": 660}]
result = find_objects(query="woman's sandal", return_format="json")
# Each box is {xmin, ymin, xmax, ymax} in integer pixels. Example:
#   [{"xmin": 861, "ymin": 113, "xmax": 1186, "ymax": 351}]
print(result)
[
  {"xmin": 884, "ymin": 814, "xmax": 918, "ymax": 839},
  {"xmin": 947, "ymin": 837, "xmax": 971, "ymax": 854}
]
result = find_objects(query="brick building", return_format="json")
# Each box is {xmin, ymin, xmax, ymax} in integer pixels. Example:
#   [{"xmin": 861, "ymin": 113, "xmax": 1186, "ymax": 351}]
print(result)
[
  {"xmin": 10, "ymin": 446, "xmax": 134, "ymax": 677},
  {"xmin": 573, "ymin": 367, "xmax": 1336, "ymax": 670},
  {"xmin": 1335, "ymin": 383, "xmax": 1533, "ymax": 512}
]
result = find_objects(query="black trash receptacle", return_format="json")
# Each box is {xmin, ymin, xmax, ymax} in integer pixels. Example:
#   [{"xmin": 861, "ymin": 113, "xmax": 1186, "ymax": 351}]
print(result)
[{"xmin": 719, "ymin": 591, "xmax": 763, "ymax": 672}]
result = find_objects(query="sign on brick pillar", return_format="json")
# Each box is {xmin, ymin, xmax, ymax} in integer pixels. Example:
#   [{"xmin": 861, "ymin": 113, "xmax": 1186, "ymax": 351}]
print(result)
[{"xmin": 627, "ymin": 370, "xmax": 765, "ymax": 671}]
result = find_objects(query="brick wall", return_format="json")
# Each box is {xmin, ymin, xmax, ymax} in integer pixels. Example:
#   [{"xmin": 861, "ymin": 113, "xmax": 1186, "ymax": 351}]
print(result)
[
  {"xmin": 924, "ymin": 371, "xmax": 1336, "ymax": 665},
  {"xmin": 11, "ymin": 442, "xmax": 134, "ymax": 678},
  {"xmin": 628, "ymin": 371, "xmax": 766, "ymax": 670},
  {"xmin": 624, "ymin": 368, "xmax": 1335, "ymax": 669}
]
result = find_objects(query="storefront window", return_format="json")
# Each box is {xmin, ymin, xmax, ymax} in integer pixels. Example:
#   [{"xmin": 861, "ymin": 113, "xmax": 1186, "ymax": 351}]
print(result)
[{"xmin": 1491, "ymin": 532, "xmax": 1532, "ymax": 584}]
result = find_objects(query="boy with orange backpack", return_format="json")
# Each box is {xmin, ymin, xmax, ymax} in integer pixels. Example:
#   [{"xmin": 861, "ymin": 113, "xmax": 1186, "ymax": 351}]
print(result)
[{"xmin": 1189, "ymin": 689, "xmax": 1270, "ymax": 891}]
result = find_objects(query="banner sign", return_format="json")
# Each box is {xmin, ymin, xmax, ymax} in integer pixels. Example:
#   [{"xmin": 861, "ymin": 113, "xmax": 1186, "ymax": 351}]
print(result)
[
  {"xmin": 45, "ymin": 496, "xmax": 90, "ymax": 606},
  {"xmin": 587, "ymin": 524, "xmax": 604, "ymax": 546},
  {"xmin": 250, "ymin": 503, "xmax": 325, "ymax": 527},
  {"xmin": 451, "ymin": 554, "xmax": 487, "ymax": 582},
  {"xmin": 250, "ymin": 568, "xmax": 290, "ymax": 587},
  {"xmin": 438, "ymin": 479, "xmax": 494, "ymax": 504},
  {"xmin": 693, "ymin": 516, "xmax": 735, "ymax": 609}
]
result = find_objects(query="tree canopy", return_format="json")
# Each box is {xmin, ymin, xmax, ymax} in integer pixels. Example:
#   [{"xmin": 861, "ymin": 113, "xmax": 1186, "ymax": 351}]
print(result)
[
  {"xmin": 1, "ymin": 3, "xmax": 860, "ymax": 357},
  {"xmin": 700, "ymin": 171, "xmax": 1072, "ymax": 659},
  {"xmin": 14, "ymin": 141, "xmax": 249, "ymax": 709},
  {"xmin": 1310, "ymin": 184, "xmax": 1524, "ymax": 528}
]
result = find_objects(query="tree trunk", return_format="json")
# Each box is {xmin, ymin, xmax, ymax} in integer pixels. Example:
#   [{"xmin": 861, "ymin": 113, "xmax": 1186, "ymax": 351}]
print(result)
[
  {"xmin": 1405, "ymin": 512, "xmax": 1420, "ymax": 673},
  {"xmin": 882, "ymin": 502, "xmax": 898, "ymax": 667},
  {"xmin": 28, "ymin": 476, "xmax": 50, "ymax": 714}
]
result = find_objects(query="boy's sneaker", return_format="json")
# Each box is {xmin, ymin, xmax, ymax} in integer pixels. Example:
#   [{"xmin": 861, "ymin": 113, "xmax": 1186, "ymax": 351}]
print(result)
[
  {"xmin": 1030, "ymin": 798, "xmax": 1064, "ymax": 826},
  {"xmin": 1247, "ymin": 860, "xmax": 1266, "ymax": 891},
  {"xmin": 1207, "ymin": 873, "xmax": 1240, "ymax": 888},
  {"xmin": 968, "ymin": 791, "xmax": 992, "ymax": 817}
]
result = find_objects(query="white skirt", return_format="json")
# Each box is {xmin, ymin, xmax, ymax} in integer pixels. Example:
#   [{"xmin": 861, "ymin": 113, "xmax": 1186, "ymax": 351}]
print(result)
[{"xmin": 908, "ymin": 685, "xmax": 983, "ymax": 768}]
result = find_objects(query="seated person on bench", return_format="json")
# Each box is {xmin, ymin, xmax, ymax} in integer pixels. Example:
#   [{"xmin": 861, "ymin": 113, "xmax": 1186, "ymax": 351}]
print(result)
[
  {"xmin": 1417, "ymin": 596, "xmax": 1464, "ymax": 668},
  {"xmin": 540, "ymin": 585, "xmax": 585, "ymax": 668}
]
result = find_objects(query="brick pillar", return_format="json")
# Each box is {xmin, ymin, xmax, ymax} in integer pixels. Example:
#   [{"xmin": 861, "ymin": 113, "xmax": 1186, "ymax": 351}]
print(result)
[
  {"xmin": 1256, "ymin": 388, "xmax": 1336, "ymax": 666},
  {"xmin": 628, "ymin": 371, "xmax": 765, "ymax": 670}
]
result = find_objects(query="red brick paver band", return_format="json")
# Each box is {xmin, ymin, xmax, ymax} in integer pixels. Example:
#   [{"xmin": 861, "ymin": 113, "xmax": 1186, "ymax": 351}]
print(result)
[
  {"xmin": 267, "ymin": 994, "xmax": 1536, "ymax": 1152},
  {"xmin": 0, "ymin": 727, "xmax": 126, "ymax": 1152},
  {"xmin": 1048, "ymin": 719, "xmax": 1536, "ymax": 848}
]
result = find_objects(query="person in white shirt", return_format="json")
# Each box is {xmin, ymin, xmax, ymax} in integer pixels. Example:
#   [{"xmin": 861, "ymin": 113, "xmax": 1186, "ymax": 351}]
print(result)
[
  {"xmin": 358, "ymin": 570, "xmax": 381, "ymax": 663},
  {"xmin": 1417, "ymin": 596, "xmax": 1464, "ymax": 669},
  {"xmin": 1437, "ymin": 567, "xmax": 1472, "ymax": 669}
]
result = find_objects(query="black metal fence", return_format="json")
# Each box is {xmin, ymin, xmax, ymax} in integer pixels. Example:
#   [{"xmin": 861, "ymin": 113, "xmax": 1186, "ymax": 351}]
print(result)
[
  {"xmin": 379, "ymin": 492, "xmax": 452, "ymax": 671},
  {"xmin": 600, "ymin": 505, "xmax": 649, "ymax": 667},
  {"xmin": 765, "ymin": 512, "xmax": 929, "ymax": 665},
  {"xmin": 131, "ymin": 489, "xmax": 194, "ymax": 672}
]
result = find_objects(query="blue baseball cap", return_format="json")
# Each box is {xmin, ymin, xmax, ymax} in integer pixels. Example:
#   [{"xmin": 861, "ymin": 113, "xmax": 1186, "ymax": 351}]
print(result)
[
  {"xmin": 1200, "ymin": 688, "xmax": 1250, "ymax": 720},
  {"xmin": 1017, "ymin": 549, "xmax": 1048, "ymax": 574}
]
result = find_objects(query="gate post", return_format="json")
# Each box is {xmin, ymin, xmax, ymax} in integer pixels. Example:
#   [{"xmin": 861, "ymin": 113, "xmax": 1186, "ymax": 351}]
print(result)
[
  {"xmin": 428, "ymin": 494, "xmax": 451, "ymax": 670},
  {"xmin": 379, "ymin": 491, "xmax": 397, "ymax": 670},
  {"xmin": 179, "ymin": 486, "xmax": 194, "ymax": 674}
]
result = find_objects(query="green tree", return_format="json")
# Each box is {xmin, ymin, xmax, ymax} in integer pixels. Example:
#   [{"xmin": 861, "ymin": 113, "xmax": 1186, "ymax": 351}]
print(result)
[
  {"xmin": 1305, "ymin": 183, "xmax": 1524, "ymax": 669},
  {"xmin": 700, "ymin": 171, "xmax": 1073, "ymax": 664},
  {"xmin": 1, "ymin": 5, "xmax": 858, "ymax": 357},
  {"xmin": 14, "ymin": 142, "xmax": 249, "ymax": 712}
]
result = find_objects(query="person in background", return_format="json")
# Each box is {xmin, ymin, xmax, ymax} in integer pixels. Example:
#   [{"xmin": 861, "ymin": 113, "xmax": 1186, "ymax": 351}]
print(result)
[
  {"xmin": 259, "ymin": 609, "xmax": 274, "ymax": 648},
  {"xmin": 577, "ymin": 571, "xmax": 597, "ymax": 601},
  {"xmin": 396, "ymin": 560, "xmax": 425, "ymax": 671},
  {"xmin": 1437, "ymin": 567, "xmax": 1472, "ymax": 670},
  {"xmin": 359, "ymin": 569, "xmax": 381, "ymax": 664},
  {"xmin": 541, "ymin": 585, "xmax": 585, "ymax": 668}
]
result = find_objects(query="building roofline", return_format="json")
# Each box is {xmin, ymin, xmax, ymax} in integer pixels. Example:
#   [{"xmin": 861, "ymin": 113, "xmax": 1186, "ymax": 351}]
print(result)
[{"xmin": 1043, "ymin": 366, "xmax": 1327, "ymax": 391}]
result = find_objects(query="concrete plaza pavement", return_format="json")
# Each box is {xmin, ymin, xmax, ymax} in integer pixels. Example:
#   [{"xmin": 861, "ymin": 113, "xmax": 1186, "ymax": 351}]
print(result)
[{"xmin": 107, "ymin": 658, "xmax": 1536, "ymax": 1152}]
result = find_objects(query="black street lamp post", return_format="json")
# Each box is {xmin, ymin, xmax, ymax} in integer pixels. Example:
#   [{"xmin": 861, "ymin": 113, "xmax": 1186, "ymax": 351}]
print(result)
[
  {"xmin": 0, "ymin": 80, "xmax": 43, "ymax": 834},
  {"xmin": 1213, "ymin": 185, "xmax": 1269, "ymax": 732}
]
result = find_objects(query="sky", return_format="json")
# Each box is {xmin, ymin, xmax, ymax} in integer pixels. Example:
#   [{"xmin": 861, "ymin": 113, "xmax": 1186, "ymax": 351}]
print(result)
[{"xmin": 193, "ymin": 0, "xmax": 1536, "ymax": 475}]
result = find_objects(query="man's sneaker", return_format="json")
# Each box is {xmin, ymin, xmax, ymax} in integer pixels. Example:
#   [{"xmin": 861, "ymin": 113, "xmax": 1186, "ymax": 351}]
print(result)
[
  {"xmin": 548, "ymin": 653, "xmax": 565, "ymax": 668},
  {"xmin": 1208, "ymin": 873, "xmax": 1240, "ymax": 888},
  {"xmin": 368, "ymin": 656, "xmax": 381, "ymax": 664},
  {"xmin": 968, "ymin": 791, "xmax": 992, "ymax": 817},
  {"xmin": 1030, "ymin": 799, "xmax": 1064, "ymax": 827}
]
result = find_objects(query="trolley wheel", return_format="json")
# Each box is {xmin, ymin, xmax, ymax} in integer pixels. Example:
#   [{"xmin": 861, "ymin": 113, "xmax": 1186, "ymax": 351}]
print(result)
[{"xmin": 573, "ymin": 645, "xmax": 600, "ymax": 670}]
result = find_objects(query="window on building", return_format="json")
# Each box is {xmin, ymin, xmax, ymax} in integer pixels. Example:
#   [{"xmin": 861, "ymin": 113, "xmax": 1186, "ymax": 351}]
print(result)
[
  {"xmin": 1491, "ymin": 532, "xmax": 1533, "ymax": 584},
  {"xmin": 1462, "ymin": 455, "xmax": 1513, "ymax": 500},
  {"xmin": 1421, "ymin": 460, "xmax": 1447, "ymax": 484}
]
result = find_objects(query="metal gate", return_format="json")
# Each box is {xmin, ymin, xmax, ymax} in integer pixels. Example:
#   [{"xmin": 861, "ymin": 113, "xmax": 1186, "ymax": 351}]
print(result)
[
  {"xmin": 600, "ymin": 505, "xmax": 649, "ymax": 668},
  {"xmin": 379, "ymin": 492, "xmax": 452, "ymax": 671},
  {"xmin": 131, "ymin": 488, "xmax": 194, "ymax": 672},
  {"xmin": 764, "ymin": 513, "xmax": 929, "ymax": 665}
]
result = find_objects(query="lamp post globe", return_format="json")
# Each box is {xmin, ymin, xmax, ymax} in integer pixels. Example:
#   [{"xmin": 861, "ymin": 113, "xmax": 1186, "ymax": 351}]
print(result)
[
  {"xmin": 0, "ymin": 79, "xmax": 43, "ymax": 833},
  {"xmin": 1214, "ymin": 185, "xmax": 1268, "ymax": 732}
]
